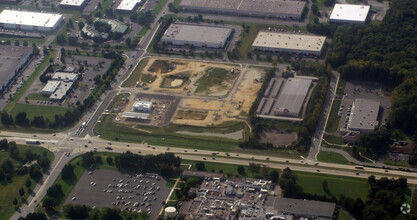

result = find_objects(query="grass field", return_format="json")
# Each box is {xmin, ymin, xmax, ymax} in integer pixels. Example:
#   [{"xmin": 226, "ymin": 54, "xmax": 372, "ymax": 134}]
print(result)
[
  {"xmin": 294, "ymin": 171, "xmax": 369, "ymax": 201},
  {"xmin": 9, "ymin": 104, "xmax": 70, "ymax": 121},
  {"xmin": 141, "ymin": 73, "xmax": 156, "ymax": 84},
  {"xmin": 121, "ymin": 58, "xmax": 149, "ymax": 87},
  {"xmin": 194, "ymin": 68, "xmax": 236, "ymax": 94},
  {"xmin": 152, "ymin": 0, "xmax": 168, "ymax": 14},
  {"xmin": 95, "ymin": 115, "xmax": 247, "ymax": 151},
  {"xmin": 317, "ymin": 151, "xmax": 350, "ymax": 165},
  {"xmin": 175, "ymin": 110, "xmax": 208, "ymax": 120},
  {"xmin": 182, "ymin": 159, "xmax": 370, "ymax": 201},
  {"xmin": 25, "ymin": 93, "xmax": 50, "ymax": 101},
  {"xmin": 337, "ymin": 209, "xmax": 351, "ymax": 220},
  {"xmin": 326, "ymin": 100, "xmax": 341, "ymax": 132},
  {"xmin": 324, "ymin": 134, "xmax": 345, "ymax": 145},
  {"xmin": 336, "ymin": 79, "xmax": 346, "ymax": 96},
  {"xmin": 0, "ymin": 145, "xmax": 53, "ymax": 219},
  {"xmin": 383, "ymin": 158, "xmax": 410, "ymax": 167}
]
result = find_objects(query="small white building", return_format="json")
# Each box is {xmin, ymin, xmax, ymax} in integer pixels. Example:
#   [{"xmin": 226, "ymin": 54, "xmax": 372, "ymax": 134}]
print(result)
[
  {"xmin": 329, "ymin": 4, "xmax": 370, "ymax": 24},
  {"xmin": 59, "ymin": 0, "xmax": 86, "ymax": 8},
  {"xmin": 0, "ymin": 10, "xmax": 63, "ymax": 32},
  {"xmin": 132, "ymin": 101, "xmax": 153, "ymax": 113},
  {"xmin": 116, "ymin": 0, "xmax": 142, "ymax": 12},
  {"xmin": 41, "ymin": 81, "xmax": 60, "ymax": 95},
  {"xmin": 52, "ymin": 72, "xmax": 79, "ymax": 82}
]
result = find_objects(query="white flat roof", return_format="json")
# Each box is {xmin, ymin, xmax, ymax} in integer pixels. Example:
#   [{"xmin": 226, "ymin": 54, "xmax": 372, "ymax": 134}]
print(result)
[
  {"xmin": 330, "ymin": 4, "xmax": 370, "ymax": 22},
  {"xmin": 121, "ymin": 112, "xmax": 149, "ymax": 119},
  {"xmin": 52, "ymin": 72, "xmax": 78, "ymax": 82},
  {"xmin": 42, "ymin": 81, "xmax": 60, "ymax": 93},
  {"xmin": 50, "ymin": 81, "xmax": 73, "ymax": 100},
  {"xmin": 252, "ymin": 32, "xmax": 326, "ymax": 52},
  {"xmin": 59, "ymin": 0, "xmax": 85, "ymax": 6},
  {"xmin": 117, "ymin": 0, "xmax": 141, "ymax": 11},
  {"xmin": 0, "ymin": 10, "xmax": 63, "ymax": 28}
]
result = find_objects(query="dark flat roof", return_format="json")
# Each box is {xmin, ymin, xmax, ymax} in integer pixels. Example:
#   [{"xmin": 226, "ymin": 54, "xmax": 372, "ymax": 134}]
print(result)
[
  {"xmin": 275, "ymin": 198, "xmax": 336, "ymax": 218},
  {"xmin": 0, "ymin": 45, "xmax": 32, "ymax": 86}
]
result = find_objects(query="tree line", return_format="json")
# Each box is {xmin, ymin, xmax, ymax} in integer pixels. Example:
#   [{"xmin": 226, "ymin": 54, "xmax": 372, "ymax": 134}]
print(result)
[{"xmin": 326, "ymin": 0, "xmax": 417, "ymax": 142}]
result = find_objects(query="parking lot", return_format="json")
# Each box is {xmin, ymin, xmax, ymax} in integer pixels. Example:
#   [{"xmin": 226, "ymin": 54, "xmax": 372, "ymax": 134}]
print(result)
[
  {"xmin": 337, "ymin": 81, "xmax": 391, "ymax": 132},
  {"xmin": 65, "ymin": 169, "xmax": 171, "ymax": 219}
]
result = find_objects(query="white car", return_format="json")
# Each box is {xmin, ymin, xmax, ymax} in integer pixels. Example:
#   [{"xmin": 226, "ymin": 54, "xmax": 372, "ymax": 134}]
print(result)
[{"xmin": 72, "ymin": 197, "xmax": 76, "ymax": 200}]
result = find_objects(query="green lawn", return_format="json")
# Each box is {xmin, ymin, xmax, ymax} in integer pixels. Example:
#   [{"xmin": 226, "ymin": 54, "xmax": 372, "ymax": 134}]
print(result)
[
  {"xmin": 336, "ymin": 79, "xmax": 346, "ymax": 96},
  {"xmin": 25, "ymin": 93, "xmax": 50, "ymax": 101},
  {"xmin": 317, "ymin": 151, "xmax": 349, "ymax": 165},
  {"xmin": 9, "ymin": 104, "xmax": 70, "ymax": 121},
  {"xmin": 296, "ymin": 171, "xmax": 369, "ymax": 201},
  {"xmin": 383, "ymin": 158, "xmax": 410, "ymax": 167},
  {"xmin": 0, "ymin": 145, "xmax": 53, "ymax": 219},
  {"xmin": 152, "ymin": 0, "xmax": 168, "ymax": 14},
  {"xmin": 121, "ymin": 58, "xmax": 149, "ymax": 87},
  {"xmin": 95, "ymin": 115, "xmax": 247, "ymax": 151},
  {"xmin": 326, "ymin": 100, "xmax": 341, "ymax": 132},
  {"xmin": 141, "ymin": 73, "xmax": 156, "ymax": 84},
  {"xmin": 324, "ymin": 134, "xmax": 345, "ymax": 145},
  {"xmin": 106, "ymin": 93, "xmax": 130, "ymax": 112},
  {"xmin": 337, "ymin": 208, "xmax": 351, "ymax": 220}
]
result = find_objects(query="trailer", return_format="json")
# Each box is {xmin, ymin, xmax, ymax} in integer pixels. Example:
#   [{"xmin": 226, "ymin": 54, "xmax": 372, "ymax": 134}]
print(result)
[{"xmin": 26, "ymin": 139, "xmax": 40, "ymax": 145}]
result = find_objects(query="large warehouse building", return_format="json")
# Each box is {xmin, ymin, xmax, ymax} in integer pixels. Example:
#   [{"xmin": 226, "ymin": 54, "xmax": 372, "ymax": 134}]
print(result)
[
  {"xmin": 329, "ymin": 4, "xmax": 370, "ymax": 24},
  {"xmin": 0, "ymin": 10, "xmax": 63, "ymax": 32},
  {"xmin": 116, "ymin": 0, "xmax": 142, "ymax": 12},
  {"xmin": 179, "ymin": 0, "xmax": 306, "ymax": 20},
  {"xmin": 274, "ymin": 78, "xmax": 312, "ymax": 117},
  {"xmin": 256, "ymin": 77, "xmax": 313, "ymax": 119},
  {"xmin": 0, "ymin": 45, "xmax": 33, "ymax": 92},
  {"xmin": 348, "ymin": 98, "xmax": 380, "ymax": 132},
  {"xmin": 161, "ymin": 23, "xmax": 232, "ymax": 48},
  {"xmin": 252, "ymin": 32, "xmax": 326, "ymax": 56},
  {"xmin": 59, "ymin": 0, "xmax": 86, "ymax": 8}
]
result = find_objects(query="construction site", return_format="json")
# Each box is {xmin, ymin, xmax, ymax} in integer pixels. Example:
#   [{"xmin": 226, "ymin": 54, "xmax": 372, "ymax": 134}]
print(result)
[{"xmin": 121, "ymin": 58, "xmax": 266, "ymax": 127}]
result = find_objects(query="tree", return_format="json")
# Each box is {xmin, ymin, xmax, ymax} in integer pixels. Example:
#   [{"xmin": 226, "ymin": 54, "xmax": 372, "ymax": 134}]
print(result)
[
  {"xmin": 19, "ymin": 187, "xmax": 25, "ymax": 196},
  {"xmin": 14, "ymin": 40, "xmax": 20, "ymax": 46},
  {"xmin": 195, "ymin": 162, "xmax": 205, "ymax": 171},
  {"xmin": 19, "ymin": 213, "xmax": 47, "ymax": 220},
  {"xmin": 46, "ymin": 184, "xmax": 62, "ymax": 198},
  {"xmin": 28, "ymin": 164, "xmax": 42, "ymax": 181},
  {"xmin": 15, "ymin": 112, "xmax": 30, "ymax": 126},
  {"xmin": 82, "ymin": 151, "xmax": 96, "ymax": 168},
  {"xmin": 248, "ymin": 163, "xmax": 261, "ymax": 175},
  {"xmin": 322, "ymin": 180, "xmax": 329, "ymax": 194},
  {"xmin": 25, "ymin": 178, "xmax": 32, "ymax": 188},
  {"xmin": 269, "ymin": 170, "xmax": 279, "ymax": 183},
  {"xmin": 106, "ymin": 157, "xmax": 113, "ymax": 165},
  {"xmin": 61, "ymin": 164, "xmax": 74, "ymax": 180},
  {"xmin": 9, "ymin": 142, "xmax": 19, "ymax": 159},
  {"xmin": 1, "ymin": 111, "xmax": 14, "ymax": 126},
  {"xmin": 0, "ymin": 138, "xmax": 8, "ymax": 150},
  {"xmin": 13, "ymin": 198, "xmax": 18, "ymax": 206},
  {"xmin": 23, "ymin": 41, "xmax": 28, "ymax": 47},
  {"xmin": 237, "ymin": 166, "xmax": 246, "ymax": 176}
]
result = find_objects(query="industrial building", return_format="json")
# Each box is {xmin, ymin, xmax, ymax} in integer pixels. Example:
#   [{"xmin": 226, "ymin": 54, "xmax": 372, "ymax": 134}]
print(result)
[
  {"xmin": 178, "ymin": 175, "xmax": 336, "ymax": 220},
  {"xmin": 179, "ymin": 0, "xmax": 306, "ymax": 20},
  {"xmin": 274, "ymin": 78, "xmax": 312, "ymax": 117},
  {"xmin": 41, "ymin": 81, "xmax": 61, "ymax": 96},
  {"xmin": 161, "ymin": 23, "xmax": 232, "ymax": 49},
  {"xmin": 275, "ymin": 198, "xmax": 336, "ymax": 220},
  {"xmin": 348, "ymin": 98, "xmax": 380, "ymax": 132},
  {"xmin": 59, "ymin": 0, "xmax": 87, "ymax": 8},
  {"xmin": 329, "ymin": 4, "xmax": 370, "ymax": 24},
  {"xmin": 0, "ymin": 10, "xmax": 63, "ymax": 32},
  {"xmin": 116, "ymin": 0, "xmax": 142, "ymax": 12},
  {"xmin": 52, "ymin": 72, "xmax": 79, "ymax": 82},
  {"xmin": 257, "ymin": 77, "xmax": 313, "ymax": 119},
  {"xmin": 0, "ymin": 45, "xmax": 33, "ymax": 92},
  {"xmin": 252, "ymin": 32, "xmax": 326, "ymax": 56}
]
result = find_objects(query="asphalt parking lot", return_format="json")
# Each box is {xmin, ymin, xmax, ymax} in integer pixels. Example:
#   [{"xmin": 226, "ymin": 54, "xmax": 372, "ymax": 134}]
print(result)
[
  {"xmin": 338, "ymin": 81, "xmax": 391, "ymax": 131},
  {"xmin": 65, "ymin": 169, "xmax": 171, "ymax": 219}
]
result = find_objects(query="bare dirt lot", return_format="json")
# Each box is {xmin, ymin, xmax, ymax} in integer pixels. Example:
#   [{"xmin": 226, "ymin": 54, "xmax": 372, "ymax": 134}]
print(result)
[
  {"xmin": 172, "ymin": 68, "xmax": 265, "ymax": 126},
  {"xmin": 65, "ymin": 170, "xmax": 171, "ymax": 220},
  {"xmin": 260, "ymin": 130, "xmax": 298, "ymax": 147},
  {"xmin": 133, "ymin": 58, "xmax": 241, "ymax": 96}
]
